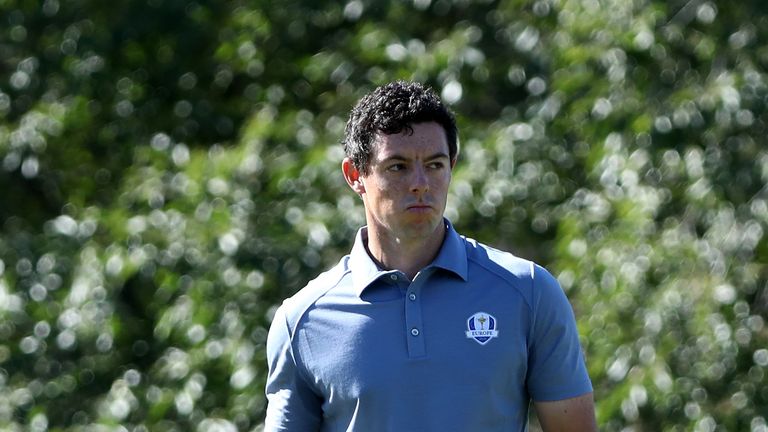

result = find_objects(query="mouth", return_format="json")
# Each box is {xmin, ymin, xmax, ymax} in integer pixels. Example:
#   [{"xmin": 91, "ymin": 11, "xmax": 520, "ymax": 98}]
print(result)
[{"xmin": 406, "ymin": 204, "xmax": 433, "ymax": 212}]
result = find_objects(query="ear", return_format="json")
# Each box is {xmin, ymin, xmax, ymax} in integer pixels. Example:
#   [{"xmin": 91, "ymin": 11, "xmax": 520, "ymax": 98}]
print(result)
[
  {"xmin": 342, "ymin": 158, "xmax": 366, "ymax": 195},
  {"xmin": 451, "ymin": 138, "xmax": 460, "ymax": 170}
]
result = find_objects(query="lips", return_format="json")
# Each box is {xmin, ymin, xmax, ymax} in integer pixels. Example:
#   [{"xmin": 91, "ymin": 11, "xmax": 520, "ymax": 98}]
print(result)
[{"xmin": 406, "ymin": 204, "xmax": 432, "ymax": 212}]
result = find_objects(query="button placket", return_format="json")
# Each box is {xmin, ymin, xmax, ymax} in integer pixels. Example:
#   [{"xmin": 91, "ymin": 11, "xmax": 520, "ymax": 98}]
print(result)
[{"xmin": 404, "ymin": 279, "xmax": 426, "ymax": 358}]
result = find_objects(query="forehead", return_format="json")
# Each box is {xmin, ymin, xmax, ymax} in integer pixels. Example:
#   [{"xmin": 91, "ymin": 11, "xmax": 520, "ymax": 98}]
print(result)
[{"xmin": 371, "ymin": 122, "xmax": 449, "ymax": 159}]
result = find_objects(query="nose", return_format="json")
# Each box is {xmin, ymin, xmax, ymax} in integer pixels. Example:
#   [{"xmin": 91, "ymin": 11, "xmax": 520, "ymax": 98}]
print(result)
[{"xmin": 410, "ymin": 165, "xmax": 429, "ymax": 193}]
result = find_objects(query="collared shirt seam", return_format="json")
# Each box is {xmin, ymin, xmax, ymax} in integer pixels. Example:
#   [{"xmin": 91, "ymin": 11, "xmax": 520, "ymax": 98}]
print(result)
[
  {"xmin": 465, "ymin": 253, "xmax": 535, "ymax": 314},
  {"xmin": 281, "ymin": 308, "xmax": 323, "ymax": 399},
  {"xmin": 288, "ymin": 268, "xmax": 352, "ymax": 337},
  {"xmin": 285, "ymin": 267, "xmax": 352, "ymax": 397},
  {"xmin": 527, "ymin": 261, "xmax": 537, "ymax": 353}
]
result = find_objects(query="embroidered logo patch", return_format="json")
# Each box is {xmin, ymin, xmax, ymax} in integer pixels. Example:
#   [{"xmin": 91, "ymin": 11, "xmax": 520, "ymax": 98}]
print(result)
[{"xmin": 466, "ymin": 312, "xmax": 499, "ymax": 345}]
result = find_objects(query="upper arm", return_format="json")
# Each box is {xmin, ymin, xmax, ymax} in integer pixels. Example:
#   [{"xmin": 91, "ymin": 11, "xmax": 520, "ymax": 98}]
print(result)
[
  {"xmin": 534, "ymin": 392, "xmax": 597, "ymax": 432},
  {"xmin": 264, "ymin": 305, "xmax": 322, "ymax": 431},
  {"xmin": 527, "ymin": 265, "xmax": 593, "ymax": 400}
]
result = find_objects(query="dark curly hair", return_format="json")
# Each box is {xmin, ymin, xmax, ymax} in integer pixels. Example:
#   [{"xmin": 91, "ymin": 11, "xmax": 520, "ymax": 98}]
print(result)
[{"xmin": 342, "ymin": 81, "xmax": 458, "ymax": 174}]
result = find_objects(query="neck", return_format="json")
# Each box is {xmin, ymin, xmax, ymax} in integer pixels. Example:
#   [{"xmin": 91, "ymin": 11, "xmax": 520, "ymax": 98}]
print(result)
[{"xmin": 365, "ymin": 222, "xmax": 446, "ymax": 280}]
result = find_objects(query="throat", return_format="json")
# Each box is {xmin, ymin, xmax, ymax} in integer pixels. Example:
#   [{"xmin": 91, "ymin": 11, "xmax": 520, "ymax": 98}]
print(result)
[{"xmin": 364, "ymin": 224, "xmax": 446, "ymax": 280}]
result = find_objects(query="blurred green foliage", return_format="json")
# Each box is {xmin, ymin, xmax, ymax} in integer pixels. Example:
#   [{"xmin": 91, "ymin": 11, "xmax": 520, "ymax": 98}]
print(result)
[{"xmin": 1, "ymin": 0, "xmax": 767, "ymax": 430}]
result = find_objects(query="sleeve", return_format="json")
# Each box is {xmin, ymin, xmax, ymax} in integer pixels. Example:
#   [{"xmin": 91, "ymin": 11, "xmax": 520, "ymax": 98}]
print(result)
[
  {"xmin": 526, "ymin": 264, "xmax": 593, "ymax": 402},
  {"xmin": 264, "ymin": 303, "xmax": 323, "ymax": 432}
]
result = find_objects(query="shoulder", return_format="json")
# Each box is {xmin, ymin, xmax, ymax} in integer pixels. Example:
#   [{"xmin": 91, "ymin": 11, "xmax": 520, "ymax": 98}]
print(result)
[
  {"xmin": 277, "ymin": 257, "xmax": 350, "ymax": 333},
  {"xmin": 461, "ymin": 236, "xmax": 562, "ymax": 302},
  {"xmin": 462, "ymin": 235, "xmax": 534, "ymax": 281}
]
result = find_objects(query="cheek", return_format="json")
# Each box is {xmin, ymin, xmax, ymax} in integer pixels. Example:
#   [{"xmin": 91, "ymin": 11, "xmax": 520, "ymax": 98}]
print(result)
[
  {"xmin": 432, "ymin": 173, "xmax": 451, "ymax": 190},
  {"xmin": 365, "ymin": 181, "xmax": 397, "ymax": 204},
  {"xmin": 371, "ymin": 177, "xmax": 403, "ymax": 195}
]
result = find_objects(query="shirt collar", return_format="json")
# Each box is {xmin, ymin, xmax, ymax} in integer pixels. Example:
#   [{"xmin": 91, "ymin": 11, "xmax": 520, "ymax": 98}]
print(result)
[{"xmin": 347, "ymin": 219, "xmax": 468, "ymax": 296}]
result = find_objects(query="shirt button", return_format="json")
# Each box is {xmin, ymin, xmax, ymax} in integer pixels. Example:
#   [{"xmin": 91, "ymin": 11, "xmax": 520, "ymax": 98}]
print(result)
[
  {"xmin": 408, "ymin": 293, "xmax": 416, "ymax": 301},
  {"xmin": 390, "ymin": 274, "xmax": 398, "ymax": 281},
  {"xmin": 411, "ymin": 328, "xmax": 420, "ymax": 336}
]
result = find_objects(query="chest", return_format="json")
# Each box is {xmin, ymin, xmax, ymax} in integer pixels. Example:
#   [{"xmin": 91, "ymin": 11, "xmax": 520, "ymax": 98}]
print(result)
[{"xmin": 295, "ymin": 279, "xmax": 532, "ymax": 404}]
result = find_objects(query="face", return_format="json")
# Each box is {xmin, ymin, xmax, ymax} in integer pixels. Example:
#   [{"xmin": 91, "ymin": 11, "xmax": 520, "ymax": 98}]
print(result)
[{"xmin": 343, "ymin": 122, "xmax": 454, "ymax": 245}]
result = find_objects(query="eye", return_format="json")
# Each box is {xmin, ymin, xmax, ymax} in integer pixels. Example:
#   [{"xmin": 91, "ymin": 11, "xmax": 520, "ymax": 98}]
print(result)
[
  {"xmin": 387, "ymin": 163, "xmax": 406, "ymax": 172},
  {"xmin": 427, "ymin": 161, "xmax": 445, "ymax": 169}
]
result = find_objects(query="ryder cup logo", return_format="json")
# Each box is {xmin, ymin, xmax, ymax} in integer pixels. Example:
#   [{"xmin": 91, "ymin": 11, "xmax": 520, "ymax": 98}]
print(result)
[{"xmin": 466, "ymin": 312, "xmax": 499, "ymax": 345}]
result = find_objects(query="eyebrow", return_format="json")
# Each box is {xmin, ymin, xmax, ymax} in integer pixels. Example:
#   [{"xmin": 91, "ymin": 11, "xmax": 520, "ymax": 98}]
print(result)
[{"xmin": 380, "ymin": 152, "xmax": 450, "ymax": 163}]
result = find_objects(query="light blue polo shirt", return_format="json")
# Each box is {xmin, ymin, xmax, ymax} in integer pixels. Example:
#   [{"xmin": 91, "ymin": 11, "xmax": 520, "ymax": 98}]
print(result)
[{"xmin": 265, "ymin": 220, "xmax": 592, "ymax": 432}]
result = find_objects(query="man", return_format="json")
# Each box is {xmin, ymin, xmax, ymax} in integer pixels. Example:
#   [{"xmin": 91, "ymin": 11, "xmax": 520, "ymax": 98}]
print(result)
[{"xmin": 265, "ymin": 81, "xmax": 597, "ymax": 431}]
